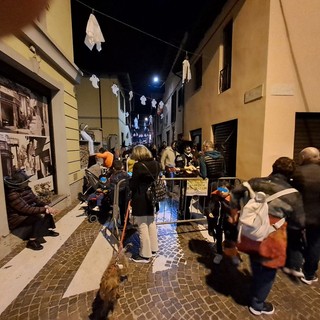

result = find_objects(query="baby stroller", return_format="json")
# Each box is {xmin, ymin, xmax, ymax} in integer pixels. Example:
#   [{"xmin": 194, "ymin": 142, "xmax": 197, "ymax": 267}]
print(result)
[{"xmin": 78, "ymin": 169, "xmax": 113, "ymax": 223}]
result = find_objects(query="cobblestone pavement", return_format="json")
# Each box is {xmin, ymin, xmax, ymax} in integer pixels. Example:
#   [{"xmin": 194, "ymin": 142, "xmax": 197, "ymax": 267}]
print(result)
[{"xmin": 0, "ymin": 199, "xmax": 319, "ymax": 320}]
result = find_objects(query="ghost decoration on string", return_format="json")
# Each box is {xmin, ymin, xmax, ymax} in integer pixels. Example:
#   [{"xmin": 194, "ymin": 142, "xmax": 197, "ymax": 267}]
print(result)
[
  {"xmin": 111, "ymin": 84, "xmax": 119, "ymax": 97},
  {"xmin": 129, "ymin": 91, "xmax": 133, "ymax": 101},
  {"xmin": 89, "ymin": 74, "xmax": 100, "ymax": 88},
  {"xmin": 149, "ymin": 115, "xmax": 153, "ymax": 125},
  {"xmin": 84, "ymin": 14, "xmax": 105, "ymax": 52},
  {"xmin": 134, "ymin": 117, "xmax": 139, "ymax": 129},
  {"xmin": 151, "ymin": 99, "xmax": 157, "ymax": 108},
  {"xmin": 140, "ymin": 95, "xmax": 147, "ymax": 105},
  {"xmin": 158, "ymin": 101, "xmax": 164, "ymax": 110},
  {"xmin": 182, "ymin": 58, "xmax": 192, "ymax": 83}
]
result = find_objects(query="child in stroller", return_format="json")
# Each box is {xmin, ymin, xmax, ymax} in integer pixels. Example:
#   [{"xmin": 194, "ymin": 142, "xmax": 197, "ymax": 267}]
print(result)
[
  {"xmin": 205, "ymin": 185, "xmax": 240, "ymax": 265},
  {"xmin": 78, "ymin": 169, "xmax": 113, "ymax": 223}
]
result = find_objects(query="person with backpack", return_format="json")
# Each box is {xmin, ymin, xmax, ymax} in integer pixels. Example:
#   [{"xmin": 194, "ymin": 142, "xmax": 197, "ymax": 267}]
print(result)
[
  {"xmin": 230, "ymin": 157, "xmax": 305, "ymax": 316},
  {"xmin": 129, "ymin": 144, "xmax": 161, "ymax": 263}
]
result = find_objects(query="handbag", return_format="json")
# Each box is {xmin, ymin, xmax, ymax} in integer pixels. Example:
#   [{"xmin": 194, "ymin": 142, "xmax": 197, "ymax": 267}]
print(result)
[
  {"xmin": 237, "ymin": 215, "xmax": 288, "ymax": 269},
  {"xmin": 141, "ymin": 163, "xmax": 166, "ymax": 206}
]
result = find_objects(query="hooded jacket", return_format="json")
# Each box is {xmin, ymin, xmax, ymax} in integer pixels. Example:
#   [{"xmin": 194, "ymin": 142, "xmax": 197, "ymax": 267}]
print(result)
[{"xmin": 200, "ymin": 150, "xmax": 226, "ymax": 180}]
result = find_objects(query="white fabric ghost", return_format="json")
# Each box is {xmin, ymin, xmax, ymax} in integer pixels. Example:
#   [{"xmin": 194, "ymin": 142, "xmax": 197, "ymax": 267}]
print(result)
[
  {"xmin": 111, "ymin": 84, "xmax": 119, "ymax": 97},
  {"xmin": 89, "ymin": 74, "xmax": 99, "ymax": 88},
  {"xmin": 149, "ymin": 115, "xmax": 153, "ymax": 125},
  {"xmin": 129, "ymin": 91, "xmax": 133, "ymax": 101},
  {"xmin": 158, "ymin": 101, "xmax": 164, "ymax": 109},
  {"xmin": 182, "ymin": 59, "xmax": 192, "ymax": 83},
  {"xmin": 84, "ymin": 14, "xmax": 105, "ymax": 52},
  {"xmin": 151, "ymin": 99, "xmax": 157, "ymax": 108},
  {"xmin": 140, "ymin": 95, "xmax": 147, "ymax": 105},
  {"xmin": 134, "ymin": 117, "xmax": 139, "ymax": 129}
]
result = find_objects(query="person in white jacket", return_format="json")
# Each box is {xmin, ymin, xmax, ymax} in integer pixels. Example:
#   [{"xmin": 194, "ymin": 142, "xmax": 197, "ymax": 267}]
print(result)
[{"xmin": 160, "ymin": 141, "xmax": 179, "ymax": 193}]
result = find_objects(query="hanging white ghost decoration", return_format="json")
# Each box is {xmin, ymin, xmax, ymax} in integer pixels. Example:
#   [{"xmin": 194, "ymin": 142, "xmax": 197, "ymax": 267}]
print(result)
[
  {"xmin": 182, "ymin": 59, "xmax": 192, "ymax": 83},
  {"xmin": 140, "ymin": 95, "xmax": 147, "ymax": 105},
  {"xmin": 149, "ymin": 115, "xmax": 153, "ymax": 125},
  {"xmin": 134, "ymin": 117, "xmax": 139, "ymax": 129},
  {"xmin": 151, "ymin": 99, "xmax": 157, "ymax": 108},
  {"xmin": 89, "ymin": 74, "xmax": 100, "ymax": 88},
  {"xmin": 111, "ymin": 84, "xmax": 119, "ymax": 97},
  {"xmin": 84, "ymin": 14, "xmax": 105, "ymax": 52},
  {"xmin": 129, "ymin": 91, "xmax": 133, "ymax": 101},
  {"xmin": 159, "ymin": 101, "xmax": 164, "ymax": 109}
]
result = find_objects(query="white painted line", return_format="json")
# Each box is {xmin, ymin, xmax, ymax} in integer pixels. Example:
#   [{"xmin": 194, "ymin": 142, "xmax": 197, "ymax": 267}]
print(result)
[
  {"xmin": 0, "ymin": 206, "xmax": 85, "ymax": 315},
  {"xmin": 63, "ymin": 229, "xmax": 114, "ymax": 298}
]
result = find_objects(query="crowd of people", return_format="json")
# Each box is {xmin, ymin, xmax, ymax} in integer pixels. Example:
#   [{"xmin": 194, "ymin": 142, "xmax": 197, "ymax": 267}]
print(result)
[{"xmin": 3, "ymin": 139, "xmax": 320, "ymax": 316}]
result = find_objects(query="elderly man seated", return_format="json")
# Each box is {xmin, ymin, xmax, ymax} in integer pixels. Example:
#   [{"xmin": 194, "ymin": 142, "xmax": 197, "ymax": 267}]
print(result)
[{"xmin": 4, "ymin": 169, "xmax": 58, "ymax": 251}]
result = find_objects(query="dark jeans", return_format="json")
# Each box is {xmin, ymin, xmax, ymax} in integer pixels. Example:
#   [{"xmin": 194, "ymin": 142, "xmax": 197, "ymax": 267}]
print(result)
[
  {"xmin": 22, "ymin": 214, "xmax": 56, "ymax": 239},
  {"xmin": 285, "ymin": 228, "xmax": 304, "ymax": 270},
  {"xmin": 303, "ymin": 226, "xmax": 320, "ymax": 278},
  {"xmin": 249, "ymin": 256, "xmax": 277, "ymax": 310}
]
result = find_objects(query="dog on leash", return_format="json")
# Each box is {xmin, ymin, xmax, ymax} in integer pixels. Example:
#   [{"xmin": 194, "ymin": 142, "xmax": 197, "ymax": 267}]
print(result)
[{"xmin": 90, "ymin": 245, "xmax": 130, "ymax": 320}]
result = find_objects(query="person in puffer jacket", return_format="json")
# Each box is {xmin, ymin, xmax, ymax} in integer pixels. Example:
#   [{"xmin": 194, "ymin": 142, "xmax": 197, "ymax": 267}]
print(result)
[
  {"xmin": 199, "ymin": 140, "xmax": 226, "ymax": 205},
  {"xmin": 291, "ymin": 147, "xmax": 320, "ymax": 285},
  {"xmin": 4, "ymin": 169, "xmax": 59, "ymax": 251},
  {"xmin": 230, "ymin": 157, "xmax": 305, "ymax": 316}
]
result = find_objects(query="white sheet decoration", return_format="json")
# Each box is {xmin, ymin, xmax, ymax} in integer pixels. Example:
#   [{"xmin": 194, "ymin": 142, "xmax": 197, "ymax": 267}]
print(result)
[
  {"xmin": 129, "ymin": 91, "xmax": 133, "ymax": 101},
  {"xmin": 80, "ymin": 129, "xmax": 95, "ymax": 155},
  {"xmin": 84, "ymin": 14, "xmax": 105, "ymax": 51},
  {"xmin": 134, "ymin": 117, "xmax": 139, "ymax": 129},
  {"xmin": 89, "ymin": 74, "xmax": 100, "ymax": 88},
  {"xmin": 159, "ymin": 101, "xmax": 164, "ymax": 109},
  {"xmin": 140, "ymin": 95, "xmax": 147, "ymax": 105},
  {"xmin": 111, "ymin": 84, "xmax": 119, "ymax": 97},
  {"xmin": 149, "ymin": 115, "xmax": 153, "ymax": 125},
  {"xmin": 151, "ymin": 99, "xmax": 157, "ymax": 108},
  {"xmin": 182, "ymin": 59, "xmax": 192, "ymax": 83}
]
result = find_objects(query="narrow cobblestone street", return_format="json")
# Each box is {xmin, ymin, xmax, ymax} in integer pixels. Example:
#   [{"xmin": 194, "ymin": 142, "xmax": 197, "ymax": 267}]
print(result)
[{"xmin": 0, "ymin": 199, "xmax": 319, "ymax": 320}]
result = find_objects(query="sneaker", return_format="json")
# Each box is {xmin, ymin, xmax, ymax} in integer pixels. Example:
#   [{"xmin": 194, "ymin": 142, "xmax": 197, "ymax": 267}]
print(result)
[
  {"xmin": 213, "ymin": 254, "xmax": 223, "ymax": 264},
  {"xmin": 92, "ymin": 206, "xmax": 100, "ymax": 212},
  {"xmin": 152, "ymin": 251, "xmax": 158, "ymax": 257},
  {"xmin": 26, "ymin": 240, "xmax": 43, "ymax": 251},
  {"xmin": 130, "ymin": 255, "xmax": 150, "ymax": 263},
  {"xmin": 249, "ymin": 302, "xmax": 275, "ymax": 315},
  {"xmin": 282, "ymin": 267, "xmax": 304, "ymax": 278},
  {"xmin": 47, "ymin": 230, "xmax": 59, "ymax": 237},
  {"xmin": 301, "ymin": 275, "xmax": 318, "ymax": 285}
]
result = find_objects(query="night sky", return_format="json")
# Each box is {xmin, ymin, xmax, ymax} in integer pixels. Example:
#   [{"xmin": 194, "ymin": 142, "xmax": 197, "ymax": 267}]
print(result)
[{"xmin": 71, "ymin": 0, "xmax": 226, "ymax": 113}]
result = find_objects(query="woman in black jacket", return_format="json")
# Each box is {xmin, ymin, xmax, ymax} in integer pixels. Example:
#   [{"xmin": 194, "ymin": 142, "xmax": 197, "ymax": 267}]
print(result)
[{"xmin": 129, "ymin": 145, "xmax": 161, "ymax": 263}]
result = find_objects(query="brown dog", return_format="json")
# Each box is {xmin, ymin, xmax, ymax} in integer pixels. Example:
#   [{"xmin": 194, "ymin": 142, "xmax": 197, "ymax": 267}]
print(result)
[{"xmin": 98, "ymin": 249, "xmax": 128, "ymax": 319}]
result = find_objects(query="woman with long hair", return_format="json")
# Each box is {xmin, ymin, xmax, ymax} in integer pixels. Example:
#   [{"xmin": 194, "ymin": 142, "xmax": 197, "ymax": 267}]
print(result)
[{"xmin": 129, "ymin": 144, "xmax": 161, "ymax": 263}]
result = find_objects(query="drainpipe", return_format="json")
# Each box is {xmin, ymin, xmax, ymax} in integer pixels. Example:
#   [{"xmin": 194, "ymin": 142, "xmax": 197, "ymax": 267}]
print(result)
[{"xmin": 98, "ymin": 82, "xmax": 102, "ymax": 128}]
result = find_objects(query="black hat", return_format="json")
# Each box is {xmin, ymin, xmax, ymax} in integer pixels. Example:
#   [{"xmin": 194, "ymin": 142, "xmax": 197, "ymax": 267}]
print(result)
[{"xmin": 4, "ymin": 169, "xmax": 33, "ymax": 188}]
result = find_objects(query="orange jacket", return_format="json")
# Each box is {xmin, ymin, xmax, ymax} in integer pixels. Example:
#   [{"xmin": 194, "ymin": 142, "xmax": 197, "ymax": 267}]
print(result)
[{"xmin": 95, "ymin": 151, "xmax": 114, "ymax": 168}]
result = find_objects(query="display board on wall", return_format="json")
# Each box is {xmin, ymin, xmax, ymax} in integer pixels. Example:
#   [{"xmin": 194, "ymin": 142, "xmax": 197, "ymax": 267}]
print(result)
[{"xmin": 0, "ymin": 75, "xmax": 54, "ymax": 199}]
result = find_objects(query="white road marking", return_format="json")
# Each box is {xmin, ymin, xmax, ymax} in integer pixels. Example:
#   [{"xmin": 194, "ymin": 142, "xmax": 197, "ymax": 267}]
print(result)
[{"xmin": 0, "ymin": 206, "xmax": 86, "ymax": 315}]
